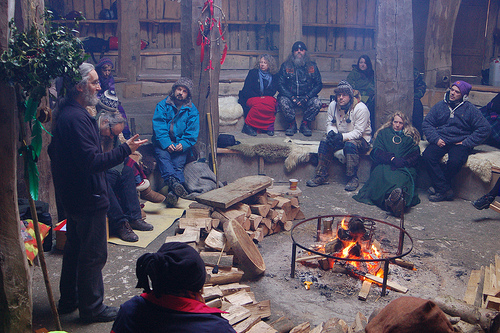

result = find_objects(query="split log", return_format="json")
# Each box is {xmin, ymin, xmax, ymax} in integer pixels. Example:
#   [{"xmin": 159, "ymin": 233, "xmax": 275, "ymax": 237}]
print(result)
[
  {"xmin": 249, "ymin": 214, "xmax": 263, "ymax": 231},
  {"xmin": 464, "ymin": 268, "xmax": 485, "ymax": 307},
  {"xmin": 204, "ymin": 229, "xmax": 226, "ymax": 251},
  {"xmin": 219, "ymin": 283, "xmax": 251, "ymax": 296},
  {"xmin": 200, "ymin": 251, "xmax": 233, "ymax": 268},
  {"xmin": 288, "ymin": 207, "xmax": 300, "ymax": 221},
  {"xmin": 243, "ymin": 299, "xmax": 271, "ymax": 319},
  {"xmin": 434, "ymin": 294, "xmax": 500, "ymax": 332},
  {"xmin": 485, "ymin": 296, "xmax": 500, "ymax": 311},
  {"xmin": 205, "ymin": 267, "xmax": 244, "ymax": 285},
  {"xmin": 271, "ymin": 222, "xmax": 282, "ymax": 234},
  {"xmin": 251, "ymin": 204, "xmax": 271, "ymax": 217},
  {"xmin": 232, "ymin": 315, "xmax": 262, "ymax": 333},
  {"xmin": 222, "ymin": 304, "xmax": 251, "ymax": 325},
  {"xmin": 294, "ymin": 209, "xmax": 305, "ymax": 220},
  {"xmin": 290, "ymin": 197, "xmax": 299, "ymax": 207},
  {"xmin": 352, "ymin": 312, "xmax": 368, "ymax": 332},
  {"xmin": 289, "ymin": 322, "xmax": 310, "ymax": 333},
  {"xmin": 267, "ymin": 197, "xmax": 279, "ymax": 209},
  {"xmin": 212, "ymin": 210, "xmax": 230, "ymax": 225},
  {"xmin": 310, "ymin": 324, "xmax": 323, "ymax": 333},
  {"xmin": 274, "ymin": 209, "xmax": 288, "ymax": 223},
  {"xmin": 282, "ymin": 220, "xmax": 293, "ymax": 231},
  {"xmin": 233, "ymin": 202, "xmax": 251, "ymax": 217},
  {"xmin": 358, "ymin": 281, "xmax": 372, "ymax": 301},
  {"xmin": 253, "ymin": 228, "xmax": 264, "ymax": 243},
  {"xmin": 202, "ymin": 285, "xmax": 223, "ymax": 301},
  {"xmin": 322, "ymin": 318, "xmax": 349, "ymax": 333},
  {"xmin": 243, "ymin": 190, "xmax": 268, "ymax": 205},
  {"xmin": 165, "ymin": 226, "xmax": 200, "ymax": 244},
  {"xmin": 259, "ymin": 224, "xmax": 270, "ymax": 237},
  {"xmin": 363, "ymin": 273, "xmax": 408, "ymax": 293},
  {"xmin": 247, "ymin": 321, "xmax": 278, "ymax": 333},
  {"xmin": 275, "ymin": 197, "xmax": 292, "ymax": 215},
  {"xmin": 217, "ymin": 208, "xmax": 246, "ymax": 224},
  {"xmin": 271, "ymin": 316, "xmax": 295, "ymax": 333},
  {"xmin": 189, "ymin": 202, "xmax": 214, "ymax": 211},
  {"xmin": 185, "ymin": 208, "xmax": 212, "ymax": 218},
  {"xmin": 266, "ymin": 209, "xmax": 278, "ymax": 221},
  {"xmin": 206, "ymin": 298, "xmax": 223, "ymax": 308},
  {"xmin": 224, "ymin": 290, "xmax": 255, "ymax": 306},
  {"xmin": 241, "ymin": 217, "xmax": 251, "ymax": 231},
  {"xmin": 178, "ymin": 217, "xmax": 214, "ymax": 231},
  {"xmin": 392, "ymin": 258, "xmax": 415, "ymax": 270},
  {"xmin": 483, "ymin": 264, "xmax": 499, "ymax": 302}
]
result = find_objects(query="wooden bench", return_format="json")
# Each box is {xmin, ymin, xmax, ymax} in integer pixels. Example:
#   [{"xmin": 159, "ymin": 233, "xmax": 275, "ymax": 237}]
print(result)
[{"xmin": 488, "ymin": 166, "xmax": 500, "ymax": 213}]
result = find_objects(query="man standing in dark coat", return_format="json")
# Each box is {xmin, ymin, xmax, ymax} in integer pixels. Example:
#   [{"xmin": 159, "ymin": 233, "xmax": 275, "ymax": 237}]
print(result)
[
  {"xmin": 277, "ymin": 41, "xmax": 323, "ymax": 137},
  {"xmin": 422, "ymin": 80, "xmax": 490, "ymax": 202},
  {"xmin": 48, "ymin": 62, "xmax": 147, "ymax": 323}
]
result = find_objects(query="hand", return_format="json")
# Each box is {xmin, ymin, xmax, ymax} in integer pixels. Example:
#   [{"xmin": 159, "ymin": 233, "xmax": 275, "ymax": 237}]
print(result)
[
  {"xmin": 437, "ymin": 138, "xmax": 446, "ymax": 147},
  {"xmin": 291, "ymin": 96, "xmax": 301, "ymax": 107},
  {"xmin": 125, "ymin": 134, "xmax": 148, "ymax": 153},
  {"xmin": 391, "ymin": 157, "xmax": 406, "ymax": 169},
  {"xmin": 327, "ymin": 130, "xmax": 343, "ymax": 147},
  {"xmin": 174, "ymin": 143, "xmax": 183, "ymax": 152},
  {"xmin": 167, "ymin": 144, "xmax": 176, "ymax": 153}
]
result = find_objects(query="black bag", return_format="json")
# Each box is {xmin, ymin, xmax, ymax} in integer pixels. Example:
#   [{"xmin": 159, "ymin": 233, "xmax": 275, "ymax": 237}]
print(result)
[
  {"xmin": 81, "ymin": 37, "xmax": 110, "ymax": 63},
  {"xmin": 217, "ymin": 134, "xmax": 240, "ymax": 148}
]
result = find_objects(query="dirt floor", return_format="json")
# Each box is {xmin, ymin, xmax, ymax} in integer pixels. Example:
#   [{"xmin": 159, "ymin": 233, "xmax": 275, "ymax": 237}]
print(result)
[{"xmin": 31, "ymin": 177, "xmax": 500, "ymax": 332}]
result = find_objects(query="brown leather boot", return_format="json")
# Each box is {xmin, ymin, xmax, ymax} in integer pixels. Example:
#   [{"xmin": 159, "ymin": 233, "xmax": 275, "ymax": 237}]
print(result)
[
  {"xmin": 140, "ymin": 186, "xmax": 166, "ymax": 203},
  {"xmin": 306, "ymin": 154, "xmax": 330, "ymax": 187}
]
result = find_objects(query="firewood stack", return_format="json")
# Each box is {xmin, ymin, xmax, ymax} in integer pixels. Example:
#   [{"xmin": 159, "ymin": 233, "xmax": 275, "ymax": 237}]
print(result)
[{"xmin": 463, "ymin": 254, "xmax": 500, "ymax": 312}]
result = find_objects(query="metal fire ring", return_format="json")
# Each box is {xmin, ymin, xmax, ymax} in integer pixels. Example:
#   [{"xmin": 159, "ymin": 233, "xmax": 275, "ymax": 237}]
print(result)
[{"xmin": 290, "ymin": 214, "xmax": 413, "ymax": 296}]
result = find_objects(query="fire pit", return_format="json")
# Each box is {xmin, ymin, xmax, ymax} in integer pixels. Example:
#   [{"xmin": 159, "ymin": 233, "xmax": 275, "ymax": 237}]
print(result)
[{"xmin": 290, "ymin": 215, "xmax": 413, "ymax": 296}]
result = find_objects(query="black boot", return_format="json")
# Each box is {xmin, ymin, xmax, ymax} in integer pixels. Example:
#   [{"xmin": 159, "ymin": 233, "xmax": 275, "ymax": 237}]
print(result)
[
  {"xmin": 242, "ymin": 123, "xmax": 257, "ymax": 136},
  {"xmin": 165, "ymin": 191, "xmax": 178, "ymax": 208},
  {"xmin": 285, "ymin": 121, "xmax": 297, "ymax": 136},
  {"xmin": 299, "ymin": 121, "xmax": 312, "ymax": 137},
  {"xmin": 168, "ymin": 177, "xmax": 188, "ymax": 198}
]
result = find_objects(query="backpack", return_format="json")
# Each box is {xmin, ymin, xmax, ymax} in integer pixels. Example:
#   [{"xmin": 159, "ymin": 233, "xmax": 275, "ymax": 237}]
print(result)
[{"xmin": 81, "ymin": 37, "xmax": 110, "ymax": 63}]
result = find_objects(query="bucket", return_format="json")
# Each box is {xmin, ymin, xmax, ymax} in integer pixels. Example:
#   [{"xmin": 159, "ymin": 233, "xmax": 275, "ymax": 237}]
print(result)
[{"xmin": 489, "ymin": 58, "xmax": 500, "ymax": 87}]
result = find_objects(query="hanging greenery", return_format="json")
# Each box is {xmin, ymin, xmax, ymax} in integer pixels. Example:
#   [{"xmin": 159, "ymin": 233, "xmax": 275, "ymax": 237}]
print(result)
[{"xmin": 0, "ymin": 10, "xmax": 88, "ymax": 200}]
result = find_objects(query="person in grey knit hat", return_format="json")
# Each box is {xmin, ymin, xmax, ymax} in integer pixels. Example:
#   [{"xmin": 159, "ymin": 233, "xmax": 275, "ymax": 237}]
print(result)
[
  {"xmin": 307, "ymin": 80, "xmax": 372, "ymax": 191},
  {"xmin": 152, "ymin": 77, "xmax": 200, "ymax": 207}
]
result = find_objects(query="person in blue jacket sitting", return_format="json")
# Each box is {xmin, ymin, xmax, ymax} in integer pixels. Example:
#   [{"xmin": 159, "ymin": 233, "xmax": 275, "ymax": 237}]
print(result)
[{"xmin": 152, "ymin": 77, "xmax": 200, "ymax": 207}]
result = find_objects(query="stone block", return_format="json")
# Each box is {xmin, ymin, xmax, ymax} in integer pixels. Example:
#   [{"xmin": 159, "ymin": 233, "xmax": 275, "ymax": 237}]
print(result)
[
  {"xmin": 122, "ymin": 83, "xmax": 143, "ymax": 99},
  {"xmin": 141, "ymin": 82, "xmax": 172, "ymax": 96},
  {"xmin": 469, "ymin": 90, "xmax": 495, "ymax": 107}
]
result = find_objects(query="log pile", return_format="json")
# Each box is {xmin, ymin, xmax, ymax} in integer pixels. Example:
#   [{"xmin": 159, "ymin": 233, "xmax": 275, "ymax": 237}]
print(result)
[{"xmin": 463, "ymin": 254, "xmax": 500, "ymax": 311}]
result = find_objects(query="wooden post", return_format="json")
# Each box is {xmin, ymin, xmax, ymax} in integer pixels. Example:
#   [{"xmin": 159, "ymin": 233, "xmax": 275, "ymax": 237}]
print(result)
[
  {"xmin": 483, "ymin": 0, "xmax": 499, "ymax": 68},
  {"xmin": 375, "ymin": 0, "xmax": 414, "ymax": 127},
  {"xmin": 117, "ymin": 0, "xmax": 140, "ymax": 82},
  {"xmin": 424, "ymin": 0, "xmax": 461, "ymax": 89},
  {"xmin": 192, "ymin": 0, "xmax": 222, "ymax": 163},
  {"xmin": 181, "ymin": 0, "xmax": 195, "ymax": 79},
  {"xmin": 0, "ymin": 1, "xmax": 34, "ymax": 331},
  {"xmin": 279, "ymin": 0, "xmax": 302, "ymax": 65}
]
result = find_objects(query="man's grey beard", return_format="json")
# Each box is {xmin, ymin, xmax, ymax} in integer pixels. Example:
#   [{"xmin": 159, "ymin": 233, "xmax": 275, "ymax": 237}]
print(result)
[
  {"xmin": 293, "ymin": 53, "xmax": 307, "ymax": 67},
  {"xmin": 83, "ymin": 85, "xmax": 99, "ymax": 107}
]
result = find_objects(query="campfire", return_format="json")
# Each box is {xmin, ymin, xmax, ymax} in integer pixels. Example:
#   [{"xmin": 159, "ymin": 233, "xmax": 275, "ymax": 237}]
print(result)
[{"xmin": 290, "ymin": 215, "xmax": 414, "ymax": 296}]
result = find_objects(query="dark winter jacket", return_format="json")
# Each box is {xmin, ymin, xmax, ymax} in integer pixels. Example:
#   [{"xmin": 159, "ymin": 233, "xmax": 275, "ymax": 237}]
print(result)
[
  {"xmin": 277, "ymin": 58, "xmax": 322, "ymax": 99},
  {"xmin": 422, "ymin": 93, "xmax": 490, "ymax": 148},
  {"xmin": 238, "ymin": 68, "xmax": 278, "ymax": 111},
  {"xmin": 346, "ymin": 65, "xmax": 375, "ymax": 98},
  {"xmin": 48, "ymin": 99, "xmax": 131, "ymax": 214},
  {"xmin": 111, "ymin": 293, "xmax": 235, "ymax": 333}
]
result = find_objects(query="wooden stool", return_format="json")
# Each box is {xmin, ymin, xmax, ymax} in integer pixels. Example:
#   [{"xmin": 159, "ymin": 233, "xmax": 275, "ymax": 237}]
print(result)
[{"xmin": 488, "ymin": 166, "xmax": 500, "ymax": 213}]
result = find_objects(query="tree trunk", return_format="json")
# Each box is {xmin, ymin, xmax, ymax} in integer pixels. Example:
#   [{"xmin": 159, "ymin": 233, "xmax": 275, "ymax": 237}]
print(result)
[
  {"xmin": 424, "ymin": 0, "xmax": 462, "ymax": 89},
  {"xmin": 375, "ymin": 0, "xmax": 414, "ymax": 127},
  {"xmin": 192, "ymin": 0, "xmax": 222, "ymax": 164},
  {"xmin": 0, "ymin": 0, "xmax": 34, "ymax": 331}
]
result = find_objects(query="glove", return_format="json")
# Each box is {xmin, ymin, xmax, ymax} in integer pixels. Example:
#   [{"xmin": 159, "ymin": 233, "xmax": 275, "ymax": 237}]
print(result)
[
  {"xmin": 327, "ymin": 130, "xmax": 343, "ymax": 147},
  {"xmin": 391, "ymin": 157, "xmax": 406, "ymax": 169}
]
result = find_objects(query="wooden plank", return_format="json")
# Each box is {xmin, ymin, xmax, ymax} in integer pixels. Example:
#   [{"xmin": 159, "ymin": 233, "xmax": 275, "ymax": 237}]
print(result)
[
  {"xmin": 164, "ymin": 226, "xmax": 199, "ymax": 244},
  {"xmin": 496, "ymin": 254, "xmax": 500, "ymax": 288},
  {"xmin": 85, "ymin": 0, "xmax": 95, "ymax": 20},
  {"xmin": 356, "ymin": 0, "xmax": 366, "ymax": 50},
  {"xmin": 178, "ymin": 217, "xmax": 213, "ymax": 231},
  {"xmin": 483, "ymin": 266, "xmax": 492, "ymax": 307},
  {"xmin": 358, "ymin": 280, "xmax": 371, "ymax": 300},
  {"xmin": 463, "ymin": 267, "xmax": 485, "ymax": 307},
  {"xmin": 243, "ymin": 299, "xmax": 271, "ymax": 319},
  {"xmin": 204, "ymin": 229, "xmax": 226, "ymax": 251},
  {"xmin": 206, "ymin": 267, "xmax": 245, "ymax": 285},
  {"xmin": 233, "ymin": 315, "xmax": 262, "ymax": 333},
  {"xmin": 206, "ymin": 298, "xmax": 223, "ymax": 308},
  {"xmin": 202, "ymin": 285, "xmax": 224, "ymax": 301},
  {"xmin": 290, "ymin": 322, "xmax": 311, "ymax": 333},
  {"xmin": 224, "ymin": 290, "xmax": 255, "ymax": 306},
  {"xmin": 247, "ymin": 320, "xmax": 278, "ymax": 333},
  {"xmin": 186, "ymin": 208, "xmax": 212, "ymax": 218},
  {"xmin": 219, "ymin": 283, "xmax": 252, "ymax": 296},
  {"xmin": 196, "ymin": 176, "xmax": 273, "ymax": 209},
  {"xmin": 222, "ymin": 304, "xmax": 251, "ymax": 325},
  {"xmin": 485, "ymin": 296, "xmax": 500, "ymax": 311},
  {"xmin": 364, "ymin": 273, "xmax": 408, "ymax": 293},
  {"xmin": 336, "ymin": 0, "xmax": 346, "ymax": 50}
]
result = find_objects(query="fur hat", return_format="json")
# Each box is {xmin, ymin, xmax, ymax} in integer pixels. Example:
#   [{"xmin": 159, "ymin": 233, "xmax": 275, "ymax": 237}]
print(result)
[
  {"xmin": 452, "ymin": 80, "xmax": 472, "ymax": 97},
  {"xmin": 292, "ymin": 41, "xmax": 307, "ymax": 52},
  {"xmin": 98, "ymin": 90, "xmax": 119, "ymax": 111},
  {"xmin": 172, "ymin": 77, "xmax": 194, "ymax": 97},
  {"xmin": 334, "ymin": 80, "xmax": 354, "ymax": 99},
  {"xmin": 135, "ymin": 242, "xmax": 206, "ymax": 296}
]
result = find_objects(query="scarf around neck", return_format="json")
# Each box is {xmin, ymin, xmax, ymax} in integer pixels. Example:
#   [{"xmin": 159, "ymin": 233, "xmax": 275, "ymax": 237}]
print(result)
[{"xmin": 258, "ymin": 69, "xmax": 272, "ymax": 94}]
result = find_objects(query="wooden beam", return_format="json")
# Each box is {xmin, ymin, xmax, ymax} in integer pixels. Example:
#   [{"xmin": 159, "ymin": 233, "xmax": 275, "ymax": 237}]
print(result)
[
  {"xmin": 117, "ymin": 0, "xmax": 140, "ymax": 81},
  {"xmin": 279, "ymin": 0, "xmax": 302, "ymax": 64}
]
